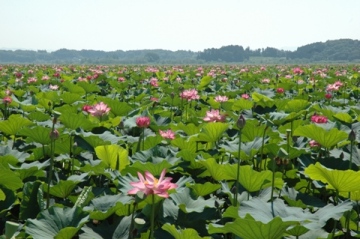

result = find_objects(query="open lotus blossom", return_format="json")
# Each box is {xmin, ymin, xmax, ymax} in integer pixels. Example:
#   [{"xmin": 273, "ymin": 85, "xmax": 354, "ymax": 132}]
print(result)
[
  {"xmin": 203, "ymin": 109, "xmax": 226, "ymax": 122},
  {"xmin": 311, "ymin": 114, "xmax": 328, "ymax": 124},
  {"xmin": 214, "ymin": 95, "xmax": 228, "ymax": 103},
  {"xmin": 149, "ymin": 77, "xmax": 159, "ymax": 87},
  {"xmin": 241, "ymin": 94, "xmax": 250, "ymax": 99},
  {"xmin": 49, "ymin": 84, "xmax": 59, "ymax": 90},
  {"xmin": 180, "ymin": 89, "xmax": 200, "ymax": 101},
  {"xmin": 136, "ymin": 116, "xmax": 151, "ymax": 128},
  {"xmin": 261, "ymin": 78, "xmax": 270, "ymax": 84},
  {"xmin": 326, "ymin": 80, "xmax": 343, "ymax": 92},
  {"xmin": 27, "ymin": 77, "xmax": 37, "ymax": 84},
  {"xmin": 87, "ymin": 102, "xmax": 111, "ymax": 117},
  {"xmin": 42, "ymin": 75, "xmax": 50, "ymax": 81},
  {"xmin": 128, "ymin": 169, "xmax": 177, "ymax": 198},
  {"xmin": 159, "ymin": 129, "xmax": 175, "ymax": 140},
  {"xmin": 293, "ymin": 67, "xmax": 304, "ymax": 75}
]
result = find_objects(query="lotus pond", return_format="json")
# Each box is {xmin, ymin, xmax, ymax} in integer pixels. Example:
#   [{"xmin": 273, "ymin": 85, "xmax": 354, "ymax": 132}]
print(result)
[{"xmin": 0, "ymin": 64, "xmax": 360, "ymax": 239}]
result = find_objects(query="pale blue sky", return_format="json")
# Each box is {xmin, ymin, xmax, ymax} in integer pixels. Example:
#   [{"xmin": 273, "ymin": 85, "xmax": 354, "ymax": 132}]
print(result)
[{"xmin": 1, "ymin": 0, "xmax": 359, "ymax": 52}]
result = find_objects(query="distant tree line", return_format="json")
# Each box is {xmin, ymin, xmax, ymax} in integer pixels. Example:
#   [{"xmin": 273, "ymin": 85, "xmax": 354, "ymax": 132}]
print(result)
[{"xmin": 0, "ymin": 39, "xmax": 359, "ymax": 64}]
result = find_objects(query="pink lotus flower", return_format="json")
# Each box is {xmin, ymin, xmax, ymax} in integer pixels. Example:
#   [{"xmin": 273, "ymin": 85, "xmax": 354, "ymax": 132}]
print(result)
[
  {"xmin": 3, "ymin": 96, "xmax": 12, "ymax": 104},
  {"xmin": 49, "ymin": 129, "xmax": 60, "ymax": 140},
  {"xmin": 82, "ymin": 104, "xmax": 92, "ymax": 113},
  {"xmin": 203, "ymin": 109, "xmax": 226, "ymax": 122},
  {"xmin": 276, "ymin": 88, "xmax": 285, "ymax": 94},
  {"xmin": 42, "ymin": 75, "xmax": 50, "ymax": 81},
  {"xmin": 241, "ymin": 94, "xmax": 250, "ymax": 100},
  {"xmin": 149, "ymin": 77, "xmax": 159, "ymax": 87},
  {"xmin": 309, "ymin": 140, "xmax": 321, "ymax": 148},
  {"xmin": 180, "ymin": 89, "xmax": 200, "ymax": 101},
  {"xmin": 128, "ymin": 169, "xmax": 177, "ymax": 198},
  {"xmin": 136, "ymin": 116, "xmax": 151, "ymax": 128},
  {"xmin": 87, "ymin": 102, "xmax": 111, "ymax": 117},
  {"xmin": 293, "ymin": 67, "xmax": 303, "ymax": 75},
  {"xmin": 159, "ymin": 129, "xmax": 175, "ymax": 140},
  {"xmin": 49, "ymin": 84, "xmax": 59, "ymax": 90},
  {"xmin": 325, "ymin": 93, "xmax": 332, "ymax": 99},
  {"xmin": 311, "ymin": 114, "xmax": 328, "ymax": 124},
  {"xmin": 15, "ymin": 72, "xmax": 22, "ymax": 79},
  {"xmin": 118, "ymin": 77, "xmax": 125, "ymax": 82},
  {"xmin": 27, "ymin": 77, "xmax": 37, "ymax": 84},
  {"xmin": 214, "ymin": 95, "xmax": 228, "ymax": 103},
  {"xmin": 261, "ymin": 78, "xmax": 270, "ymax": 84}
]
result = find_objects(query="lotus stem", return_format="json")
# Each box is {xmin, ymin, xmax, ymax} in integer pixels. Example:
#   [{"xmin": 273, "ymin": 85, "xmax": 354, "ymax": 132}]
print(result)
[
  {"xmin": 233, "ymin": 130, "xmax": 242, "ymax": 207},
  {"xmin": 271, "ymin": 156, "xmax": 276, "ymax": 218},
  {"xmin": 150, "ymin": 194, "xmax": 155, "ymax": 239}
]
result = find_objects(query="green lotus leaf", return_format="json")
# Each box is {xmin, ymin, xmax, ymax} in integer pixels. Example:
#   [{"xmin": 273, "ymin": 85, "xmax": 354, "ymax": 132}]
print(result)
[
  {"xmin": 62, "ymin": 81, "xmax": 86, "ymax": 94},
  {"xmin": 47, "ymin": 180, "xmax": 81, "ymax": 199},
  {"xmin": 123, "ymin": 160, "xmax": 172, "ymax": 177},
  {"xmin": 171, "ymin": 122, "xmax": 200, "ymax": 136},
  {"xmin": 171, "ymin": 137, "xmax": 197, "ymax": 152},
  {"xmin": 60, "ymin": 92, "xmax": 82, "ymax": 104},
  {"xmin": 197, "ymin": 122, "xmax": 228, "ymax": 142},
  {"xmin": 293, "ymin": 124, "xmax": 348, "ymax": 149},
  {"xmin": 0, "ymin": 188, "xmax": 5, "ymax": 201},
  {"xmin": 95, "ymin": 145, "xmax": 129, "ymax": 172},
  {"xmin": 0, "ymin": 169, "xmax": 23, "ymax": 191},
  {"xmin": 232, "ymin": 98, "xmax": 254, "ymax": 111},
  {"xmin": 59, "ymin": 112, "xmax": 95, "ymax": 131},
  {"xmin": 162, "ymin": 223, "xmax": 211, "ymax": 239},
  {"xmin": 27, "ymin": 111, "xmax": 51, "ymax": 121},
  {"xmin": 19, "ymin": 126, "xmax": 52, "ymax": 145},
  {"xmin": 20, "ymin": 181, "xmax": 42, "ymax": 220},
  {"xmin": 188, "ymin": 182, "xmax": 221, "ymax": 197},
  {"xmin": 79, "ymin": 216, "xmax": 132, "ymax": 239},
  {"xmin": 84, "ymin": 194, "xmax": 132, "ymax": 220},
  {"xmin": 283, "ymin": 99, "xmax": 310, "ymax": 113},
  {"xmin": 37, "ymin": 91, "xmax": 60, "ymax": 102},
  {"xmin": 77, "ymin": 81, "xmax": 100, "ymax": 93},
  {"xmin": 208, "ymin": 216, "xmax": 294, "ymax": 239},
  {"xmin": 199, "ymin": 158, "xmax": 233, "ymax": 181},
  {"xmin": 305, "ymin": 162, "xmax": 360, "ymax": 192},
  {"xmin": 241, "ymin": 119, "xmax": 265, "ymax": 142},
  {"xmin": 237, "ymin": 165, "xmax": 278, "ymax": 192},
  {"xmin": 74, "ymin": 134, "xmax": 111, "ymax": 153},
  {"xmin": 251, "ymin": 92, "xmax": 275, "ymax": 108},
  {"xmin": 0, "ymin": 187, "xmax": 16, "ymax": 216},
  {"xmin": 333, "ymin": 112, "xmax": 353, "ymax": 124},
  {"xmin": 286, "ymin": 225, "xmax": 310, "ymax": 237},
  {"xmin": 0, "ymin": 114, "xmax": 33, "ymax": 136},
  {"xmin": 198, "ymin": 76, "xmax": 213, "ymax": 89},
  {"xmin": 169, "ymin": 187, "xmax": 215, "ymax": 213},
  {"xmin": 133, "ymin": 135, "xmax": 163, "ymax": 152},
  {"xmin": 101, "ymin": 98, "xmax": 132, "ymax": 116},
  {"xmin": 26, "ymin": 206, "xmax": 89, "ymax": 239}
]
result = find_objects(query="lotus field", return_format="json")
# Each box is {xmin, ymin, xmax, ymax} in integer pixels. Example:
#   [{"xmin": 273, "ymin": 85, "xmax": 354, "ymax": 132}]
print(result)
[{"xmin": 1, "ymin": 64, "xmax": 360, "ymax": 239}]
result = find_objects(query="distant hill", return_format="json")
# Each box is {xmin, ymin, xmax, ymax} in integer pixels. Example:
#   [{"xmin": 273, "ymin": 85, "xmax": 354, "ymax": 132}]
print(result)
[{"xmin": 0, "ymin": 39, "xmax": 359, "ymax": 64}]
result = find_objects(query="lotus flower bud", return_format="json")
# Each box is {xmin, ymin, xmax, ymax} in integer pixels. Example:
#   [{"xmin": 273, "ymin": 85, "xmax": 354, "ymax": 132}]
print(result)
[
  {"xmin": 349, "ymin": 129, "xmax": 356, "ymax": 141},
  {"xmin": 50, "ymin": 129, "xmax": 60, "ymax": 140},
  {"xmin": 237, "ymin": 114, "xmax": 246, "ymax": 129}
]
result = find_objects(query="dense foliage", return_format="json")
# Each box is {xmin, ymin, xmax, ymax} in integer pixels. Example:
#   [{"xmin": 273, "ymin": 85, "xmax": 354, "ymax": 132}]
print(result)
[
  {"xmin": 0, "ymin": 64, "xmax": 360, "ymax": 238},
  {"xmin": 1, "ymin": 39, "xmax": 360, "ymax": 64}
]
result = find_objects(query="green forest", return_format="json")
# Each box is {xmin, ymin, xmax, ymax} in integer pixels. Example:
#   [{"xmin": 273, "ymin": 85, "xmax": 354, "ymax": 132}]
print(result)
[{"xmin": 1, "ymin": 39, "xmax": 359, "ymax": 64}]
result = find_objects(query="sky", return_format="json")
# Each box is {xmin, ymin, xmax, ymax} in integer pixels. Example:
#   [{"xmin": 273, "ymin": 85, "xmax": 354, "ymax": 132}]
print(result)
[{"xmin": 1, "ymin": 0, "xmax": 359, "ymax": 52}]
